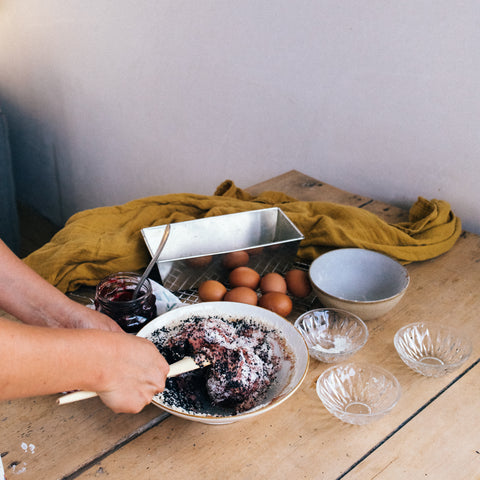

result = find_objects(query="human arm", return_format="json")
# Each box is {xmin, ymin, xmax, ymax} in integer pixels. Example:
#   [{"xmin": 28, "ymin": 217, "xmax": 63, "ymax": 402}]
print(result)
[
  {"xmin": 0, "ymin": 316, "xmax": 169, "ymax": 413},
  {"xmin": 0, "ymin": 239, "xmax": 120, "ymax": 331}
]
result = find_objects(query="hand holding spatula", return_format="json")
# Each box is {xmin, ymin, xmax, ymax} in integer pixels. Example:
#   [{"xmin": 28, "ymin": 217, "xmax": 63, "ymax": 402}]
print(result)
[{"xmin": 57, "ymin": 356, "xmax": 210, "ymax": 405}]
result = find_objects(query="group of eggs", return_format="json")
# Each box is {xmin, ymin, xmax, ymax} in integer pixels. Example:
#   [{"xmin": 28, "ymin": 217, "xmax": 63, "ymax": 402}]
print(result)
[{"xmin": 197, "ymin": 251, "xmax": 312, "ymax": 318}]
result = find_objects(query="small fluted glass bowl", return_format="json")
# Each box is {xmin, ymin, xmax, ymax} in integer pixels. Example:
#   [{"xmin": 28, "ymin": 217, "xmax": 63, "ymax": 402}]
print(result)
[
  {"xmin": 394, "ymin": 322, "xmax": 472, "ymax": 377},
  {"xmin": 316, "ymin": 362, "xmax": 401, "ymax": 425},
  {"xmin": 294, "ymin": 308, "xmax": 368, "ymax": 363}
]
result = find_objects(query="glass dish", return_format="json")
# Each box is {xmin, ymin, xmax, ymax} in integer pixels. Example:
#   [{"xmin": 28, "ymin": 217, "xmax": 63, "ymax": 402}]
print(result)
[
  {"xmin": 316, "ymin": 362, "xmax": 401, "ymax": 425},
  {"xmin": 294, "ymin": 308, "xmax": 368, "ymax": 363},
  {"xmin": 394, "ymin": 322, "xmax": 472, "ymax": 377}
]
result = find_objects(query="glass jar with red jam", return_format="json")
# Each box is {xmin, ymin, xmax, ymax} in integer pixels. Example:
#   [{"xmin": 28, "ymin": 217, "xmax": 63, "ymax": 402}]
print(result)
[{"xmin": 94, "ymin": 272, "xmax": 157, "ymax": 333}]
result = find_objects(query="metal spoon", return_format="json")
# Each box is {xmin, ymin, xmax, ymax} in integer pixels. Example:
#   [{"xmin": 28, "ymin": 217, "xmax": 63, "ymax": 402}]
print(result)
[{"xmin": 133, "ymin": 224, "xmax": 171, "ymax": 299}]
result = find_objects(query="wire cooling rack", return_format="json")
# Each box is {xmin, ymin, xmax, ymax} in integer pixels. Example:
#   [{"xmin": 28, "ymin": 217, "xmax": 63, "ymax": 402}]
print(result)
[
  {"xmin": 173, "ymin": 260, "xmax": 322, "ymax": 322},
  {"xmin": 69, "ymin": 261, "xmax": 323, "ymax": 324}
]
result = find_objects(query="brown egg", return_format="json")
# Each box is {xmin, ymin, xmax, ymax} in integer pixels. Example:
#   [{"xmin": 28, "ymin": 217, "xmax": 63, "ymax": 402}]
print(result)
[
  {"xmin": 285, "ymin": 269, "xmax": 312, "ymax": 298},
  {"xmin": 259, "ymin": 272, "xmax": 287, "ymax": 294},
  {"xmin": 259, "ymin": 292, "xmax": 293, "ymax": 317},
  {"xmin": 198, "ymin": 280, "xmax": 227, "ymax": 302},
  {"xmin": 228, "ymin": 266, "xmax": 260, "ymax": 290},
  {"xmin": 224, "ymin": 287, "xmax": 258, "ymax": 305},
  {"xmin": 186, "ymin": 255, "xmax": 213, "ymax": 268},
  {"xmin": 222, "ymin": 251, "xmax": 249, "ymax": 269}
]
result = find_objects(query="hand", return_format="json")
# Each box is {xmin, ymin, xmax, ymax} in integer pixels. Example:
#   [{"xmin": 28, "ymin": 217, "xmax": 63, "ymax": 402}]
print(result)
[
  {"xmin": 94, "ymin": 334, "xmax": 170, "ymax": 413},
  {"xmin": 0, "ymin": 318, "xmax": 168, "ymax": 411},
  {"xmin": 0, "ymin": 238, "xmax": 122, "ymax": 332},
  {"xmin": 66, "ymin": 304, "xmax": 123, "ymax": 332}
]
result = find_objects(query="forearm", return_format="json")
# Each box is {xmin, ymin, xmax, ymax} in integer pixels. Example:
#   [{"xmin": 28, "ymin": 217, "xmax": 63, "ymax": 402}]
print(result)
[
  {"xmin": 0, "ymin": 244, "xmax": 168, "ymax": 413},
  {"xmin": 0, "ymin": 239, "xmax": 79, "ymax": 326},
  {"xmin": 0, "ymin": 317, "xmax": 110, "ymax": 399},
  {"xmin": 0, "ymin": 317, "xmax": 169, "ymax": 412},
  {"xmin": 0, "ymin": 239, "xmax": 119, "ymax": 331}
]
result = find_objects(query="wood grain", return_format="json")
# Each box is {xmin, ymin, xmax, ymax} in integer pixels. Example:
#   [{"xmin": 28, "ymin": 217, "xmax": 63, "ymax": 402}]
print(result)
[
  {"xmin": 1, "ymin": 391, "xmax": 168, "ymax": 479},
  {"xmin": 69, "ymin": 170, "xmax": 480, "ymax": 480},
  {"xmin": 246, "ymin": 170, "xmax": 371, "ymax": 206},
  {"xmin": 341, "ymin": 363, "xmax": 480, "ymax": 479}
]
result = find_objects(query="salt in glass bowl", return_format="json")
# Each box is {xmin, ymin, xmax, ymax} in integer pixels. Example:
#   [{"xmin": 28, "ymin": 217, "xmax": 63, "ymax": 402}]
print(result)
[
  {"xmin": 294, "ymin": 308, "xmax": 368, "ymax": 363},
  {"xmin": 316, "ymin": 362, "xmax": 401, "ymax": 425},
  {"xmin": 394, "ymin": 322, "xmax": 472, "ymax": 377}
]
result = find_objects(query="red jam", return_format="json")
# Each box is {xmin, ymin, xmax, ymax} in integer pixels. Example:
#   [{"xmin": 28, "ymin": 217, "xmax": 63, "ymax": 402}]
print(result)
[{"xmin": 94, "ymin": 272, "xmax": 157, "ymax": 333}]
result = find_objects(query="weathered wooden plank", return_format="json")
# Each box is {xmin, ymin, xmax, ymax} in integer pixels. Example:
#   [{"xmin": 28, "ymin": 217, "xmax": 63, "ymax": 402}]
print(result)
[
  {"xmin": 341, "ymin": 363, "xmax": 480, "ymax": 480},
  {"xmin": 1, "ymin": 393, "xmax": 168, "ymax": 479},
  {"xmin": 245, "ymin": 169, "xmax": 371, "ymax": 206},
  {"xmin": 74, "ymin": 171, "xmax": 480, "ymax": 480},
  {"xmin": 246, "ymin": 169, "xmax": 409, "ymax": 223}
]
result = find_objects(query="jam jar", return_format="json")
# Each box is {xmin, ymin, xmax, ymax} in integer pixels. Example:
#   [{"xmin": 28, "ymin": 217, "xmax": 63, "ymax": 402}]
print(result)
[{"xmin": 94, "ymin": 272, "xmax": 157, "ymax": 333}]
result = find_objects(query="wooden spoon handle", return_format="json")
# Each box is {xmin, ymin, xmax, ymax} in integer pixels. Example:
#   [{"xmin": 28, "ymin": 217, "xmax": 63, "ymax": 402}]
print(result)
[
  {"xmin": 57, "ymin": 390, "xmax": 98, "ymax": 404},
  {"xmin": 56, "ymin": 356, "xmax": 209, "ymax": 405}
]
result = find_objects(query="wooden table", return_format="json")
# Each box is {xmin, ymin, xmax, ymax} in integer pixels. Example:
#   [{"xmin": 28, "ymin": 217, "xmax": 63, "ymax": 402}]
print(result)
[{"xmin": 2, "ymin": 170, "xmax": 479, "ymax": 479}]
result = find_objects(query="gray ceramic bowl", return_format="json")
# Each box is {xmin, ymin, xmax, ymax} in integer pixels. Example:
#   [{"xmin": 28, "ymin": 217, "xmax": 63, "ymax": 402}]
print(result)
[{"xmin": 309, "ymin": 248, "xmax": 410, "ymax": 320}]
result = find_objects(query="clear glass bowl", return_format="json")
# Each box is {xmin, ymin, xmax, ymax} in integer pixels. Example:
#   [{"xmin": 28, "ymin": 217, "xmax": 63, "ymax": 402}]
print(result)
[
  {"xmin": 316, "ymin": 362, "xmax": 401, "ymax": 425},
  {"xmin": 294, "ymin": 308, "xmax": 368, "ymax": 363},
  {"xmin": 394, "ymin": 322, "xmax": 472, "ymax": 377}
]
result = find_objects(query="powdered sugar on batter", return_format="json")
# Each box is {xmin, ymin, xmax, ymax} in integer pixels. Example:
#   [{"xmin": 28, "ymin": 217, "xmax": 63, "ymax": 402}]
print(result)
[{"xmin": 150, "ymin": 315, "xmax": 286, "ymax": 415}]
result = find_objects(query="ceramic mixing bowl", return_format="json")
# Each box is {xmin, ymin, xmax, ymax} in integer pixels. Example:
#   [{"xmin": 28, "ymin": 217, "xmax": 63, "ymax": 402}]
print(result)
[
  {"xmin": 309, "ymin": 248, "xmax": 410, "ymax": 320},
  {"xmin": 138, "ymin": 302, "xmax": 309, "ymax": 424}
]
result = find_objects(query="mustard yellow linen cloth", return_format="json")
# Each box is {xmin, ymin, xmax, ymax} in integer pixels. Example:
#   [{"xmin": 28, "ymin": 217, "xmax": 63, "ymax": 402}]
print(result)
[{"xmin": 23, "ymin": 180, "xmax": 462, "ymax": 293}]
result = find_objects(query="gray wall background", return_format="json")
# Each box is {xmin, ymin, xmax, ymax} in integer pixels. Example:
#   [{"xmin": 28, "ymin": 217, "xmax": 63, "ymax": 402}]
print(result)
[{"xmin": 0, "ymin": 1, "xmax": 478, "ymax": 234}]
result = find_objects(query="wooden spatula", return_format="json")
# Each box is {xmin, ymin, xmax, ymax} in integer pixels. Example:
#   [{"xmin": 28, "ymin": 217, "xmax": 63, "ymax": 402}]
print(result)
[{"xmin": 56, "ymin": 356, "xmax": 210, "ymax": 405}]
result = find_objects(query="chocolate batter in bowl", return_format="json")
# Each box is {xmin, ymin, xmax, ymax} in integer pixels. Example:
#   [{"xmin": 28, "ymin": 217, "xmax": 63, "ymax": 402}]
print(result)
[{"xmin": 137, "ymin": 302, "xmax": 309, "ymax": 424}]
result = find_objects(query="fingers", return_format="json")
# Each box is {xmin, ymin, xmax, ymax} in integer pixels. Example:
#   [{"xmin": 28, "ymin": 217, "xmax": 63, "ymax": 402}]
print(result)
[
  {"xmin": 96, "ymin": 336, "xmax": 169, "ymax": 414},
  {"xmin": 64, "ymin": 303, "xmax": 124, "ymax": 332},
  {"xmin": 98, "ymin": 379, "xmax": 160, "ymax": 414}
]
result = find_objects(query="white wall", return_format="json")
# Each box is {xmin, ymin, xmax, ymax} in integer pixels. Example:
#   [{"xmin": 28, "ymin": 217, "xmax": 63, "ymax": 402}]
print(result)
[{"xmin": 1, "ymin": 1, "xmax": 479, "ymax": 234}]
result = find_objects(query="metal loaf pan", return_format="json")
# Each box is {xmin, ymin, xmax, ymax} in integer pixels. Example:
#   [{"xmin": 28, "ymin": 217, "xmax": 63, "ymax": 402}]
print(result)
[{"xmin": 141, "ymin": 207, "xmax": 304, "ymax": 292}]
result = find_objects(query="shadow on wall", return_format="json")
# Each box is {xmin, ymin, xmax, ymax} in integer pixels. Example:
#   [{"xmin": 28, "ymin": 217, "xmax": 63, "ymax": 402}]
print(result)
[{"xmin": 0, "ymin": 107, "xmax": 20, "ymax": 254}]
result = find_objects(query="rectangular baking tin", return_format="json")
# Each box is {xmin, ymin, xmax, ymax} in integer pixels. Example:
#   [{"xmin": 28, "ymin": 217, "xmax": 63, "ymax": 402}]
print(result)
[{"xmin": 141, "ymin": 207, "xmax": 304, "ymax": 291}]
